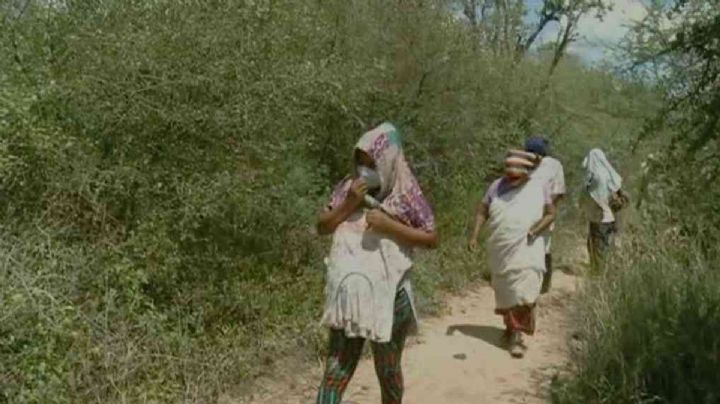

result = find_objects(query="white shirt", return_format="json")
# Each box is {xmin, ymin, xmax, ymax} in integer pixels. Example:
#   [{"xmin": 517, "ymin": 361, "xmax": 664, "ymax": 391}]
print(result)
[
  {"xmin": 531, "ymin": 156, "xmax": 566, "ymax": 198},
  {"xmin": 530, "ymin": 157, "xmax": 566, "ymax": 253}
]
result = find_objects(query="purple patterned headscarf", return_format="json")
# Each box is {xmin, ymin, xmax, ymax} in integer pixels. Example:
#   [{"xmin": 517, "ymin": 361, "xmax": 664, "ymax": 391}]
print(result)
[{"xmin": 329, "ymin": 123, "xmax": 435, "ymax": 233}]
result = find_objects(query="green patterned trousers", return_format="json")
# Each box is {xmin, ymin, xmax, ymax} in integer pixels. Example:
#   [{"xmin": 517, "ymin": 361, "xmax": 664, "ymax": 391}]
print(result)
[{"xmin": 316, "ymin": 289, "xmax": 413, "ymax": 404}]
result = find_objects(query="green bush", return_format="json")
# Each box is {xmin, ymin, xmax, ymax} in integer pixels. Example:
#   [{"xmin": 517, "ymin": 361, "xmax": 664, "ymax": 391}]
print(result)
[
  {"xmin": 554, "ymin": 224, "xmax": 720, "ymax": 404},
  {"xmin": 0, "ymin": 0, "xmax": 655, "ymax": 401}
]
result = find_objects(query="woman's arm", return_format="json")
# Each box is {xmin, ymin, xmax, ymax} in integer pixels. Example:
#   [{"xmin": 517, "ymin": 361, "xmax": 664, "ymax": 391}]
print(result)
[
  {"xmin": 468, "ymin": 202, "xmax": 489, "ymax": 250},
  {"xmin": 528, "ymin": 203, "xmax": 557, "ymax": 241},
  {"xmin": 366, "ymin": 210, "xmax": 438, "ymax": 249},
  {"xmin": 317, "ymin": 179, "xmax": 366, "ymax": 235}
]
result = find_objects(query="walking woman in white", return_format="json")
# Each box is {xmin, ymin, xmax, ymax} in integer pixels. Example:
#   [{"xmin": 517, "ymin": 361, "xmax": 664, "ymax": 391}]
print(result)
[
  {"xmin": 469, "ymin": 150, "xmax": 556, "ymax": 358},
  {"xmin": 582, "ymin": 148, "xmax": 627, "ymax": 272}
]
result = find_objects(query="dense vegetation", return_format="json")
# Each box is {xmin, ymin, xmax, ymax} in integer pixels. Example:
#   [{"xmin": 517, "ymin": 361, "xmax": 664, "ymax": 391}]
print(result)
[
  {"xmin": 554, "ymin": 1, "xmax": 720, "ymax": 403},
  {"xmin": 0, "ymin": 0, "xmax": 683, "ymax": 402}
]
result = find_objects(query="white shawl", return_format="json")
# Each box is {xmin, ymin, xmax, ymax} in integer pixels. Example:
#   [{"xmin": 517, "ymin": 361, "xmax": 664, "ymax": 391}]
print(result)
[{"xmin": 582, "ymin": 148, "xmax": 622, "ymax": 208}]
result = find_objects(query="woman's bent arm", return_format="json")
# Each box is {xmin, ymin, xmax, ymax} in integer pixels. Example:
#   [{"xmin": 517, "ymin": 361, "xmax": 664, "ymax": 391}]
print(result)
[
  {"xmin": 317, "ymin": 200, "xmax": 357, "ymax": 235},
  {"xmin": 529, "ymin": 203, "xmax": 557, "ymax": 238},
  {"xmin": 317, "ymin": 179, "xmax": 367, "ymax": 235},
  {"xmin": 366, "ymin": 209, "xmax": 438, "ymax": 249}
]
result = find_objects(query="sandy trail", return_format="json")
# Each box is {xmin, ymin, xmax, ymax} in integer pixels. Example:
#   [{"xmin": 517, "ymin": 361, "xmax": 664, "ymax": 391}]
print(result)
[{"xmin": 241, "ymin": 271, "xmax": 578, "ymax": 404}]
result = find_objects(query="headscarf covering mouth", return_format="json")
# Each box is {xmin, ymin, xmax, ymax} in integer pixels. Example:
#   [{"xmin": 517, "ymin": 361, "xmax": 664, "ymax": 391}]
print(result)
[
  {"xmin": 525, "ymin": 136, "xmax": 549, "ymax": 157},
  {"xmin": 353, "ymin": 123, "xmax": 403, "ymax": 201},
  {"xmin": 330, "ymin": 122, "xmax": 435, "ymax": 233}
]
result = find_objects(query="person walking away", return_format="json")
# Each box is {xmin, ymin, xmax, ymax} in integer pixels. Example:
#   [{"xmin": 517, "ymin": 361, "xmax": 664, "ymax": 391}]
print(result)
[
  {"xmin": 468, "ymin": 150, "xmax": 556, "ymax": 358},
  {"xmin": 315, "ymin": 122, "xmax": 438, "ymax": 404},
  {"xmin": 581, "ymin": 148, "xmax": 626, "ymax": 272},
  {"xmin": 525, "ymin": 136, "xmax": 565, "ymax": 294}
]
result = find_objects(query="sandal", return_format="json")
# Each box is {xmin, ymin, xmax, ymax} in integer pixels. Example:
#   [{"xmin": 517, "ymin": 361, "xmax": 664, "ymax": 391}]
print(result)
[{"xmin": 508, "ymin": 332, "xmax": 526, "ymax": 358}]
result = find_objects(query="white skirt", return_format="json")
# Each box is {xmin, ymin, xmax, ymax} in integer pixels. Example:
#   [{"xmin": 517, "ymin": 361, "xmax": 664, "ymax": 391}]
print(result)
[{"xmin": 492, "ymin": 267, "xmax": 543, "ymax": 310}]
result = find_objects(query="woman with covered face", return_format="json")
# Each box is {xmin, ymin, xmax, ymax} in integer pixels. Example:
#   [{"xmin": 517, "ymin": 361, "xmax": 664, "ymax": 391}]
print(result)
[
  {"xmin": 315, "ymin": 122, "xmax": 438, "ymax": 404},
  {"xmin": 468, "ymin": 150, "xmax": 556, "ymax": 358}
]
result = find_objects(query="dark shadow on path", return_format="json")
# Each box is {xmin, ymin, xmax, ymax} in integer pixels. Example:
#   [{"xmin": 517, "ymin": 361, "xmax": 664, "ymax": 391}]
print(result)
[{"xmin": 446, "ymin": 324, "xmax": 506, "ymax": 350}]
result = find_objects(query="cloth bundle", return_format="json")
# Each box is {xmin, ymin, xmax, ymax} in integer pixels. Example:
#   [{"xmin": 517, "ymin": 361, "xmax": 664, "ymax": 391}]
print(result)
[{"xmin": 504, "ymin": 149, "xmax": 539, "ymax": 178}]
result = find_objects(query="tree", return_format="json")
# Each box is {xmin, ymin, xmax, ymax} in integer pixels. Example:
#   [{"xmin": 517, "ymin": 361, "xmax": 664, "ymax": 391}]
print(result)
[
  {"xmin": 459, "ymin": 0, "xmax": 527, "ymax": 53},
  {"xmin": 547, "ymin": 0, "xmax": 611, "ymax": 75},
  {"xmin": 458, "ymin": 0, "xmax": 610, "ymax": 73},
  {"xmin": 625, "ymin": 0, "xmax": 720, "ymax": 242},
  {"xmin": 516, "ymin": 0, "xmax": 564, "ymax": 55},
  {"xmin": 626, "ymin": 0, "xmax": 720, "ymax": 151}
]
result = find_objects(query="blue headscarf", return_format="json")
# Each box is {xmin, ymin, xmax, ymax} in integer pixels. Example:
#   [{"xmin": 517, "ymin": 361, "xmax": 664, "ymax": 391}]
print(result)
[{"xmin": 525, "ymin": 136, "xmax": 548, "ymax": 157}]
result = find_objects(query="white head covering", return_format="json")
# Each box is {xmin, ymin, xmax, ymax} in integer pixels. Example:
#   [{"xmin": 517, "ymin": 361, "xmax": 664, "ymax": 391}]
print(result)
[{"xmin": 582, "ymin": 148, "xmax": 622, "ymax": 207}]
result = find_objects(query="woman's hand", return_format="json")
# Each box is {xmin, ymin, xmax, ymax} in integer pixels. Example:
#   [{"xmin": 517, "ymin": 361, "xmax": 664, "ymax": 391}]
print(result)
[
  {"xmin": 468, "ymin": 238, "xmax": 478, "ymax": 252},
  {"xmin": 346, "ymin": 178, "xmax": 368, "ymax": 208},
  {"xmin": 366, "ymin": 209, "xmax": 392, "ymax": 232},
  {"xmin": 527, "ymin": 203, "xmax": 556, "ymax": 242},
  {"xmin": 317, "ymin": 178, "xmax": 368, "ymax": 235},
  {"xmin": 527, "ymin": 230, "xmax": 537, "ymax": 243}
]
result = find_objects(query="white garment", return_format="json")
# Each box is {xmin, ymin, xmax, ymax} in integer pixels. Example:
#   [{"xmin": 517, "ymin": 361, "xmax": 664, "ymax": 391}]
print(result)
[
  {"xmin": 530, "ymin": 156, "xmax": 565, "ymax": 253},
  {"xmin": 321, "ymin": 210, "xmax": 416, "ymax": 343},
  {"xmin": 583, "ymin": 193, "xmax": 615, "ymax": 223},
  {"xmin": 485, "ymin": 179, "xmax": 547, "ymax": 310},
  {"xmin": 492, "ymin": 268, "xmax": 543, "ymax": 309},
  {"xmin": 531, "ymin": 157, "xmax": 566, "ymax": 197},
  {"xmin": 582, "ymin": 149, "xmax": 622, "ymax": 224}
]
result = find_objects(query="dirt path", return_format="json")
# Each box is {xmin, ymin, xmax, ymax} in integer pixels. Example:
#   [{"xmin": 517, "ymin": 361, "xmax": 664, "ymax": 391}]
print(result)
[{"xmin": 239, "ymin": 271, "xmax": 578, "ymax": 404}]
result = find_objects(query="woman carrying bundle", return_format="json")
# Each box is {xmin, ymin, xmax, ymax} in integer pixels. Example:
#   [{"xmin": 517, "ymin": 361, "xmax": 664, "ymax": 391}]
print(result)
[
  {"xmin": 468, "ymin": 150, "xmax": 556, "ymax": 358},
  {"xmin": 315, "ymin": 122, "xmax": 438, "ymax": 404},
  {"xmin": 582, "ymin": 148, "xmax": 627, "ymax": 272}
]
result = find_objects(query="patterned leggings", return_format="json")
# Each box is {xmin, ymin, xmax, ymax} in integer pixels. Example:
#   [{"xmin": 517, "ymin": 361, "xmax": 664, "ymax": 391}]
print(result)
[
  {"xmin": 316, "ymin": 289, "xmax": 413, "ymax": 404},
  {"xmin": 588, "ymin": 221, "xmax": 617, "ymax": 273}
]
